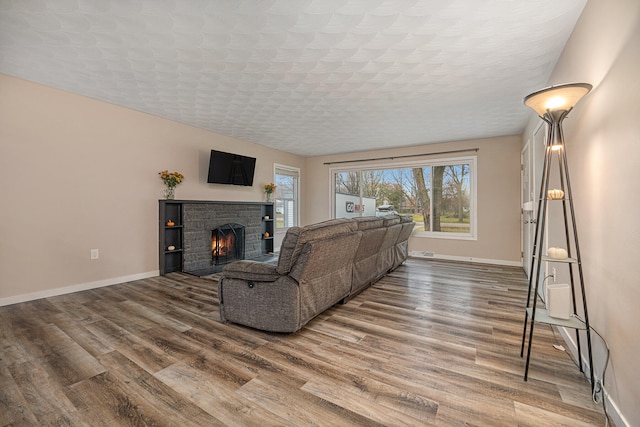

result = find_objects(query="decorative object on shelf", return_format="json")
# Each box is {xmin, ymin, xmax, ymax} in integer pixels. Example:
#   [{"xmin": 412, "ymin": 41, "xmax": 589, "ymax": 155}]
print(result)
[
  {"xmin": 264, "ymin": 215, "xmax": 270, "ymax": 220},
  {"xmin": 547, "ymin": 189, "xmax": 565, "ymax": 200},
  {"xmin": 264, "ymin": 182, "xmax": 276, "ymax": 202},
  {"xmin": 167, "ymin": 245, "xmax": 176, "ymax": 251},
  {"xmin": 520, "ymin": 82, "xmax": 595, "ymax": 392},
  {"xmin": 159, "ymin": 170, "xmax": 184, "ymax": 200},
  {"xmin": 166, "ymin": 220, "xmax": 175, "ymax": 226},
  {"xmin": 546, "ymin": 247, "xmax": 568, "ymax": 260},
  {"xmin": 264, "ymin": 232, "xmax": 270, "ymax": 238}
]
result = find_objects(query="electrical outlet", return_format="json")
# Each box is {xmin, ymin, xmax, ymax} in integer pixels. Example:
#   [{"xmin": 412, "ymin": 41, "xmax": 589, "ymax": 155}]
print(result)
[
  {"xmin": 90, "ymin": 249, "xmax": 99, "ymax": 260},
  {"xmin": 551, "ymin": 267, "xmax": 557, "ymax": 282}
]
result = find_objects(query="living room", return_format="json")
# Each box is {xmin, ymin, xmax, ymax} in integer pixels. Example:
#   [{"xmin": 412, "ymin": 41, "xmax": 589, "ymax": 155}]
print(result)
[{"xmin": 1, "ymin": 0, "xmax": 638, "ymax": 425}]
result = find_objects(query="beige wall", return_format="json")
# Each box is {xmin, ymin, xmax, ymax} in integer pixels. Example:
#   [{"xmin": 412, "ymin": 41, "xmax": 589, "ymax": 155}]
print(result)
[
  {"xmin": 0, "ymin": 74, "xmax": 304, "ymax": 303},
  {"xmin": 0, "ymin": 73, "xmax": 522, "ymax": 303},
  {"xmin": 521, "ymin": 0, "xmax": 640, "ymax": 424},
  {"xmin": 304, "ymin": 135, "xmax": 522, "ymax": 264}
]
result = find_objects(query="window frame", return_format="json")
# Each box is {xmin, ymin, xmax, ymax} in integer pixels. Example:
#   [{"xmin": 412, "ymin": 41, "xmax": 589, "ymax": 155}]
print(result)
[
  {"xmin": 330, "ymin": 155, "xmax": 477, "ymax": 240},
  {"xmin": 274, "ymin": 163, "xmax": 300, "ymax": 231}
]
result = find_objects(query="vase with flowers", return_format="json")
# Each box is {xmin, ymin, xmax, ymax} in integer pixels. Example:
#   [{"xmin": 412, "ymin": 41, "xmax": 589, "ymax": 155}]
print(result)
[
  {"xmin": 159, "ymin": 170, "xmax": 184, "ymax": 199},
  {"xmin": 264, "ymin": 182, "xmax": 276, "ymax": 202}
]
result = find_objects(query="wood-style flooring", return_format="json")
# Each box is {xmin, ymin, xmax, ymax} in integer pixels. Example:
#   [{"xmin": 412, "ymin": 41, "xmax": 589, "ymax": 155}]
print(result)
[{"xmin": 0, "ymin": 258, "xmax": 605, "ymax": 426}]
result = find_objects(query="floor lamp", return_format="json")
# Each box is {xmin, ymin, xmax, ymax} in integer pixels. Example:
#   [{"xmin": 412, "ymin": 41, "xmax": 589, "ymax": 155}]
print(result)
[{"xmin": 520, "ymin": 82, "xmax": 595, "ymax": 391}]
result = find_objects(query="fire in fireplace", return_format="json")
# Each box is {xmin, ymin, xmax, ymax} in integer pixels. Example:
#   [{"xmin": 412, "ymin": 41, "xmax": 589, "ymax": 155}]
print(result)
[{"xmin": 211, "ymin": 223, "xmax": 245, "ymax": 265}]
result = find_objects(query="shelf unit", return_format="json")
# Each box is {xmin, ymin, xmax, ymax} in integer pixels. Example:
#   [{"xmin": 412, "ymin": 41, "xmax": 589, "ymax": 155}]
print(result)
[
  {"xmin": 159, "ymin": 200, "xmax": 184, "ymax": 274},
  {"xmin": 159, "ymin": 200, "xmax": 275, "ymax": 275},
  {"xmin": 520, "ymin": 132, "xmax": 594, "ymax": 391},
  {"xmin": 261, "ymin": 203, "xmax": 275, "ymax": 254}
]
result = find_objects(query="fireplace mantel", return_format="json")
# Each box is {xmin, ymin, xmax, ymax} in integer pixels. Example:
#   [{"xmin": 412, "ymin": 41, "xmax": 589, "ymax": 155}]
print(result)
[
  {"xmin": 159, "ymin": 200, "xmax": 274, "ymax": 276},
  {"xmin": 164, "ymin": 199, "xmax": 269, "ymax": 206}
]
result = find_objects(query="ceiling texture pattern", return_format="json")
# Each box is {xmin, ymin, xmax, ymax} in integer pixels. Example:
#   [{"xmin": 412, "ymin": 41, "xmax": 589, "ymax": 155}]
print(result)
[{"xmin": 0, "ymin": 0, "xmax": 587, "ymax": 156}]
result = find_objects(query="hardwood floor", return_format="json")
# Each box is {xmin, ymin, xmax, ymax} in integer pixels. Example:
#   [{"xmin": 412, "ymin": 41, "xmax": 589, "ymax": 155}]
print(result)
[{"xmin": 0, "ymin": 258, "xmax": 605, "ymax": 426}]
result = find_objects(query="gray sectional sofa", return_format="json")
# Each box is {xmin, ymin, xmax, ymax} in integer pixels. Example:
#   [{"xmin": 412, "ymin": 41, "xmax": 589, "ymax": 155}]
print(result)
[{"xmin": 218, "ymin": 215, "xmax": 415, "ymax": 333}]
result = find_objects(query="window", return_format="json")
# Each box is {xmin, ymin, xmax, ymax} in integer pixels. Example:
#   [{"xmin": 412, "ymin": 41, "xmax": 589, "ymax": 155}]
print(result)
[
  {"xmin": 275, "ymin": 165, "xmax": 299, "ymax": 230},
  {"xmin": 332, "ymin": 157, "xmax": 476, "ymax": 239}
]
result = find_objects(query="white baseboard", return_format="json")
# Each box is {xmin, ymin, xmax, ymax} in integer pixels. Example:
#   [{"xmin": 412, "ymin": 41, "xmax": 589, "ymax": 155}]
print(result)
[
  {"xmin": 556, "ymin": 326, "xmax": 629, "ymax": 427},
  {"xmin": 0, "ymin": 271, "xmax": 159, "ymax": 307},
  {"xmin": 409, "ymin": 251, "xmax": 522, "ymax": 267}
]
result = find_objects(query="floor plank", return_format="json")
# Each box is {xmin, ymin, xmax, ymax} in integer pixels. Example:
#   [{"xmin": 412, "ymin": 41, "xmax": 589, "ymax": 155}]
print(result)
[{"xmin": 0, "ymin": 258, "xmax": 605, "ymax": 426}]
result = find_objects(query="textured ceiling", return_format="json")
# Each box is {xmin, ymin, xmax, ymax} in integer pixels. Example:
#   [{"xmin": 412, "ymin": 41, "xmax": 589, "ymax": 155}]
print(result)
[{"xmin": 0, "ymin": 0, "xmax": 586, "ymax": 156}]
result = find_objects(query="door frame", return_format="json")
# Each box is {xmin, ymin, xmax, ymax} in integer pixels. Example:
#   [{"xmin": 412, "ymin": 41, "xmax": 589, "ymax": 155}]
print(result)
[{"xmin": 522, "ymin": 121, "xmax": 546, "ymax": 279}]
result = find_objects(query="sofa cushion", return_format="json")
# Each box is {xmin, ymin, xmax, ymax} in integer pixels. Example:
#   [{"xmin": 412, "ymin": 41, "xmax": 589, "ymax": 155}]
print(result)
[
  {"xmin": 276, "ymin": 218, "xmax": 357, "ymax": 275},
  {"xmin": 354, "ymin": 216, "xmax": 384, "ymax": 230},
  {"xmin": 392, "ymin": 221, "xmax": 416, "ymax": 270},
  {"xmin": 378, "ymin": 223, "xmax": 402, "ymax": 276},
  {"xmin": 399, "ymin": 215, "xmax": 413, "ymax": 223},
  {"xmin": 382, "ymin": 215, "xmax": 401, "ymax": 226},
  {"xmin": 222, "ymin": 260, "xmax": 281, "ymax": 282}
]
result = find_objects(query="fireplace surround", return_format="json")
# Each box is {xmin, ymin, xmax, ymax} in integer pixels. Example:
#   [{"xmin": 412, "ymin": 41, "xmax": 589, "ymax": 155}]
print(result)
[{"xmin": 159, "ymin": 200, "xmax": 274, "ymax": 276}]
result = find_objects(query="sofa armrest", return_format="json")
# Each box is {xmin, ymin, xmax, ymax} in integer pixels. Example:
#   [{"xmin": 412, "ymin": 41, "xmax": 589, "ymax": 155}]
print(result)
[{"xmin": 221, "ymin": 260, "xmax": 282, "ymax": 282}]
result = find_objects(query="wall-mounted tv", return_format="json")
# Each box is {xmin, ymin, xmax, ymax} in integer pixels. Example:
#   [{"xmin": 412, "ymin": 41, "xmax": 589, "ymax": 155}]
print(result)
[{"xmin": 207, "ymin": 150, "xmax": 256, "ymax": 186}]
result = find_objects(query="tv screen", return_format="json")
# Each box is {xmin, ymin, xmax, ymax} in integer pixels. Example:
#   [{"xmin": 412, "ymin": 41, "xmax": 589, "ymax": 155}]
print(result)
[{"xmin": 207, "ymin": 150, "xmax": 256, "ymax": 186}]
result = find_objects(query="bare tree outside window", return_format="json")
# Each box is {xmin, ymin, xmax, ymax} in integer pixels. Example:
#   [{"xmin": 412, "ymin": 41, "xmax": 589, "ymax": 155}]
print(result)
[{"xmin": 412, "ymin": 167, "xmax": 431, "ymax": 231}]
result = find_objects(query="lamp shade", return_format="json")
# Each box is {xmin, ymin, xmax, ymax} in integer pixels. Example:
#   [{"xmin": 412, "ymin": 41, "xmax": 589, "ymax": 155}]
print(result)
[{"xmin": 524, "ymin": 83, "xmax": 592, "ymax": 115}]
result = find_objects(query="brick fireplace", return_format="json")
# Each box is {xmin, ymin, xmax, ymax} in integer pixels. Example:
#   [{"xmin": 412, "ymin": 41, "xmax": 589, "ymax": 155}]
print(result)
[{"xmin": 182, "ymin": 202, "xmax": 263, "ymax": 276}]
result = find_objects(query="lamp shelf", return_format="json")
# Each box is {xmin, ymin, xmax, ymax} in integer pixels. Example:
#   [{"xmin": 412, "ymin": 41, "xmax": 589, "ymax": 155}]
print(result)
[
  {"xmin": 526, "ymin": 308, "xmax": 587, "ymax": 330},
  {"xmin": 538, "ymin": 255, "xmax": 578, "ymax": 264}
]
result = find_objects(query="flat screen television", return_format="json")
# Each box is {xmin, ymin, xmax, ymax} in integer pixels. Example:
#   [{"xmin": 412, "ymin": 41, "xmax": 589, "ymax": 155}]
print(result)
[{"xmin": 207, "ymin": 150, "xmax": 256, "ymax": 186}]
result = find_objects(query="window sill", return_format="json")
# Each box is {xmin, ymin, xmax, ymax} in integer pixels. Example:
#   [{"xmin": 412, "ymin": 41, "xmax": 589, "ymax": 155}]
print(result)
[{"xmin": 412, "ymin": 231, "xmax": 477, "ymax": 241}]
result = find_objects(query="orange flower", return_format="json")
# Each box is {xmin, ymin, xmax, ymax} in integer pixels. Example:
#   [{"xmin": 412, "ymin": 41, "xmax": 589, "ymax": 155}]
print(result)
[
  {"xmin": 264, "ymin": 183, "xmax": 276, "ymax": 194},
  {"xmin": 159, "ymin": 170, "xmax": 184, "ymax": 187}
]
